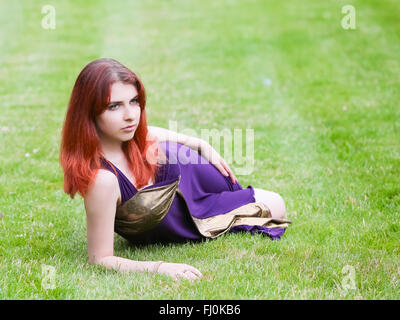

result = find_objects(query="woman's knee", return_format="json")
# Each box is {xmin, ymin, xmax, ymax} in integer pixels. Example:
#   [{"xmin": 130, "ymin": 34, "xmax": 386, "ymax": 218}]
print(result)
[{"xmin": 253, "ymin": 188, "xmax": 286, "ymax": 219}]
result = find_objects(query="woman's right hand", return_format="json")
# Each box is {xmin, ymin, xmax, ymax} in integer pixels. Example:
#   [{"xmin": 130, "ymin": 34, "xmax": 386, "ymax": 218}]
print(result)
[{"xmin": 157, "ymin": 262, "xmax": 203, "ymax": 281}]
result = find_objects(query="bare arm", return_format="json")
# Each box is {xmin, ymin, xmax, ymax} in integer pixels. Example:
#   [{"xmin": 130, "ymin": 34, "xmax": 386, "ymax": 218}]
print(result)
[
  {"xmin": 84, "ymin": 169, "xmax": 158, "ymax": 272},
  {"xmin": 148, "ymin": 125, "xmax": 205, "ymax": 152},
  {"xmin": 83, "ymin": 169, "xmax": 202, "ymax": 280},
  {"xmin": 148, "ymin": 125, "xmax": 237, "ymax": 183}
]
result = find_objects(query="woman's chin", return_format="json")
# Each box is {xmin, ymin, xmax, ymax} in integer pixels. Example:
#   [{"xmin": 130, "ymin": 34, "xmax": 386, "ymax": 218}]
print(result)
[{"xmin": 120, "ymin": 131, "xmax": 136, "ymax": 140}]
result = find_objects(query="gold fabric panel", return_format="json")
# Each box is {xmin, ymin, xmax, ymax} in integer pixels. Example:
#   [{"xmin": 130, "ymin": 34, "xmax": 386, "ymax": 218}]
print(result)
[{"xmin": 114, "ymin": 178, "xmax": 180, "ymax": 236}]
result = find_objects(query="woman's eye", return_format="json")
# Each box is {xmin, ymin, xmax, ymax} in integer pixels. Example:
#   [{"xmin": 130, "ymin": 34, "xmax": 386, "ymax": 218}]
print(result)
[
  {"xmin": 130, "ymin": 98, "xmax": 139, "ymax": 105},
  {"xmin": 108, "ymin": 104, "xmax": 118, "ymax": 110}
]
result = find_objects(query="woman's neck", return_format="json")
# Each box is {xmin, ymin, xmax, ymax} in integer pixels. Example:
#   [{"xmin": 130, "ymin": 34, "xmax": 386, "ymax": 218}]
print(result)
[{"xmin": 99, "ymin": 139, "xmax": 125, "ymax": 164}]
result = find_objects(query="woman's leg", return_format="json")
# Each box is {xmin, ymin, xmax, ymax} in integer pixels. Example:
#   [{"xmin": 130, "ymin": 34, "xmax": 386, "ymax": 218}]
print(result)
[{"xmin": 253, "ymin": 188, "xmax": 287, "ymax": 219}]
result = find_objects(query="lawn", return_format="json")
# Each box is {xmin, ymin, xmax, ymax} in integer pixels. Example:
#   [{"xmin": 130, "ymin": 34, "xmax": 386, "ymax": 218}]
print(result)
[{"xmin": 0, "ymin": 0, "xmax": 399, "ymax": 299}]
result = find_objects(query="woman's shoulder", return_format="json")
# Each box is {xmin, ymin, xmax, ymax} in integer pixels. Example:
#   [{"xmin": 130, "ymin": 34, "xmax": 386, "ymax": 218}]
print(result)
[
  {"xmin": 84, "ymin": 169, "xmax": 121, "ymax": 218},
  {"xmin": 96, "ymin": 168, "xmax": 119, "ymax": 183},
  {"xmin": 85, "ymin": 169, "xmax": 119, "ymax": 200}
]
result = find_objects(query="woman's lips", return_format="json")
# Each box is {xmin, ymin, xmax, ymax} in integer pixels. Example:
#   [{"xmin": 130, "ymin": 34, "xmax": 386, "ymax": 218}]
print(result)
[{"xmin": 122, "ymin": 124, "xmax": 136, "ymax": 132}]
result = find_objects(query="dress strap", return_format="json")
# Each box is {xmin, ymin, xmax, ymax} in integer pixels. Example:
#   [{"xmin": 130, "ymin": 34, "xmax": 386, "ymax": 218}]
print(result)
[{"xmin": 101, "ymin": 157, "xmax": 119, "ymax": 177}]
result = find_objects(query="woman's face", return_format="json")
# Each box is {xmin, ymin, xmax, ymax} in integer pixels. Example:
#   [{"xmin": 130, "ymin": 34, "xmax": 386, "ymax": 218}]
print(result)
[{"xmin": 95, "ymin": 81, "xmax": 141, "ymax": 145}]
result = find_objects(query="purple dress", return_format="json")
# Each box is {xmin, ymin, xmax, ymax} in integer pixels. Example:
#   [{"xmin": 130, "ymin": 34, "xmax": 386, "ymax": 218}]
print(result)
[{"xmin": 101, "ymin": 141, "xmax": 285, "ymax": 245}]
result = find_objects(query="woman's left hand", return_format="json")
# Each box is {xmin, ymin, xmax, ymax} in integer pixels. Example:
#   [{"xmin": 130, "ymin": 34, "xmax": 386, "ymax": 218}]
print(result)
[{"xmin": 198, "ymin": 141, "xmax": 238, "ymax": 184}]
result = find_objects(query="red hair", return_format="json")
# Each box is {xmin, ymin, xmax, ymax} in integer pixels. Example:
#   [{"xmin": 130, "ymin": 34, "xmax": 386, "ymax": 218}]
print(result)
[{"xmin": 60, "ymin": 58, "xmax": 161, "ymax": 199}]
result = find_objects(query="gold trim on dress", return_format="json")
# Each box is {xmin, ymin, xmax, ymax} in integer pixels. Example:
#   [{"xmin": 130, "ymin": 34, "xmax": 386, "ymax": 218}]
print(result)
[{"xmin": 176, "ymin": 190, "xmax": 291, "ymax": 238}]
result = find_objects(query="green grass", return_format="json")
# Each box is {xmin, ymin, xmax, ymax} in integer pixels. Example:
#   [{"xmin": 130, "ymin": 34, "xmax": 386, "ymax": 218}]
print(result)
[{"xmin": 0, "ymin": 0, "xmax": 399, "ymax": 299}]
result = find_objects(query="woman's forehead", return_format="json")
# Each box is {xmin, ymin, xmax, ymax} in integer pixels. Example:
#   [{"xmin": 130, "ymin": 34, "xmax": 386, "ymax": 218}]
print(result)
[{"xmin": 109, "ymin": 82, "xmax": 138, "ymax": 101}]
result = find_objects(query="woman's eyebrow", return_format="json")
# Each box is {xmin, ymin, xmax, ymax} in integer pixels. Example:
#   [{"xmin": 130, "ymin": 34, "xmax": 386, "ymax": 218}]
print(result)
[{"xmin": 109, "ymin": 95, "xmax": 138, "ymax": 104}]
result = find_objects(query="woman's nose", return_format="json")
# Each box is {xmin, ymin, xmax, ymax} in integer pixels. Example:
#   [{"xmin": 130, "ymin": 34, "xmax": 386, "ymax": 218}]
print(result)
[{"xmin": 123, "ymin": 104, "xmax": 139, "ymax": 120}]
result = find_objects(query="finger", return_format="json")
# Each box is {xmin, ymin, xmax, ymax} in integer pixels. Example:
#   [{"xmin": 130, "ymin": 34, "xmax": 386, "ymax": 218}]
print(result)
[
  {"xmin": 215, "ymin": 163, "xmax": 229, "ymax": 177},
  {"xmin": 184, "ymin": 271, "xmax": 198, "ymax": 281},
  {"xmin": 189, "ymin": 268, "xmax": 203, "ymax": 278},
  {"xmin": 221, "ymin": 160, "xmax": 232, "ymax": 175},
  {"xmin": 231, "ymin": 173, "xmax": 238, "ymax": 184},
  {"xmin": 187, "ymin": 270, "xmax": 203, "ymax": 281},
  {"xmin": 221, "ymin": 162, "xmax": 237, "ymax": 183},
  {"xmin": 174, "ymin": 273, "xmax": 186, "ymax": 281},
  {"xmin": 178, "ymin": 272, "xmax": 192, "ymax": 280},
  {"xmin": 226, "ymin": 169, "xmax": 236, "ymax": 183},
  {"xmin": 179, "ymin": 265, "xmax": 202, "ymax": 279},
  {"xmin": 182, "ymin": 264, "xmax": 201, "ymax": 275}
]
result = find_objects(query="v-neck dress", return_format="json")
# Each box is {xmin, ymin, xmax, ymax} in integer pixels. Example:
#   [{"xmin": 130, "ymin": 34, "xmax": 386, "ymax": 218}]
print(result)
[{"xmin": 100, "ymin": 141, "xmax": 286, "ymax": 245}]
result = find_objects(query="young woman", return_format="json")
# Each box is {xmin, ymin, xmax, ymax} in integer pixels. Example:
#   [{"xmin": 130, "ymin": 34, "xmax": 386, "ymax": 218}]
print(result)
[{"xmin": 60, "ymin": 58, "xmax": 290, "ymax": 281}]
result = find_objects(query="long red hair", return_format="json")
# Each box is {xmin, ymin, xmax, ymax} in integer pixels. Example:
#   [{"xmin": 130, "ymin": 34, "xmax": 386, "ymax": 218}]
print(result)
[{"xmin": 60, "ymin": 58, "xmax": 160, "ymax": 199}]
